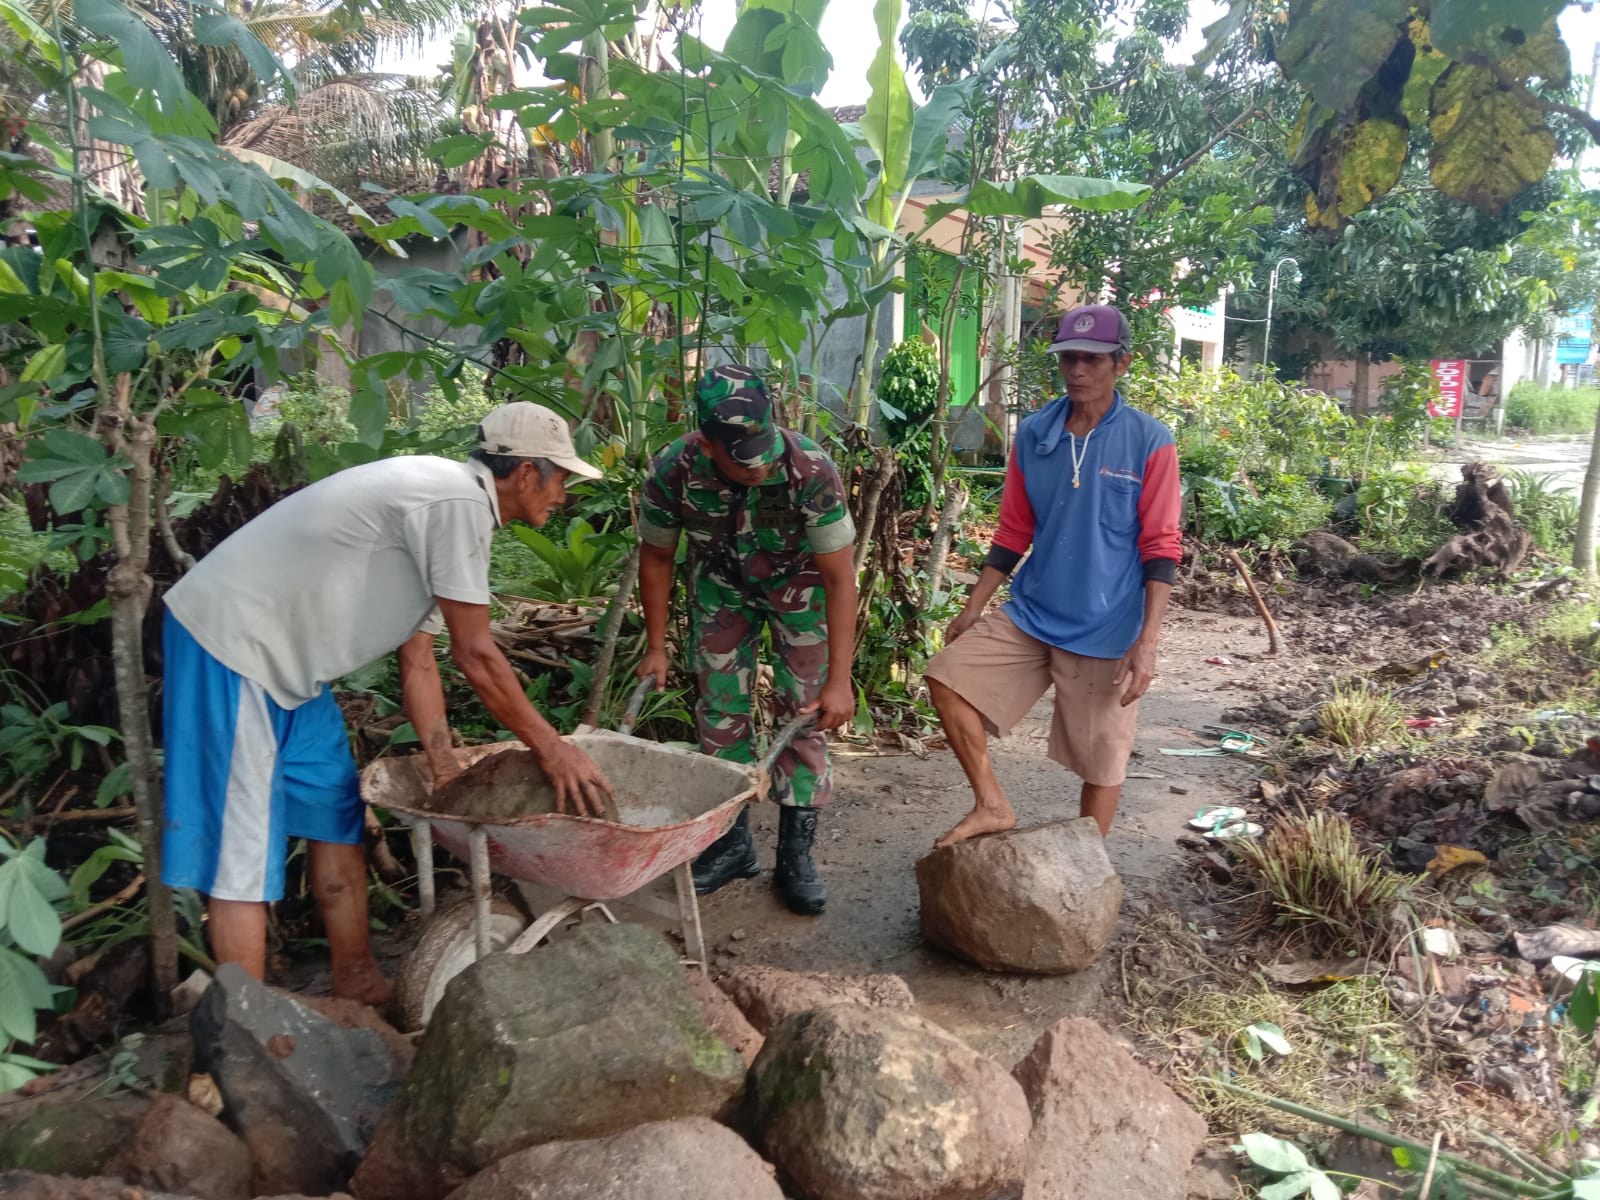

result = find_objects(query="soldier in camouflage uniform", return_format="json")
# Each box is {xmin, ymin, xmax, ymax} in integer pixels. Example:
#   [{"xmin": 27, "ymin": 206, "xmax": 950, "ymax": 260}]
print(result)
[{"xmin": 636, "ymin": 364, "xmax": 858, "ymax": 914}]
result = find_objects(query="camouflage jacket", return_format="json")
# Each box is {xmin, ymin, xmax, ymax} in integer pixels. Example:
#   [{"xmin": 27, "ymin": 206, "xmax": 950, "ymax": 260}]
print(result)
[{"xmin": 638, "ymin": 428, "xmax": 856, "ymax": 590}]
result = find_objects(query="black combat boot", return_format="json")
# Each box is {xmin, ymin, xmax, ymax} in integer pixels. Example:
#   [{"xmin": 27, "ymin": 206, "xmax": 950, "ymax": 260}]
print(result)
[
  {"xmin": 692, "ymin": 807, "xmax": 761, "ymax": 895},
  {"xmin": 775, "ymin": 805, "xmax": 826, "ymax": 915}
]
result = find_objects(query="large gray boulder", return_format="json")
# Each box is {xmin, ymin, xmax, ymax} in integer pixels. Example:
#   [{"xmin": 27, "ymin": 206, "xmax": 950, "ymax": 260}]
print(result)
[
  {"xmin": 192, "ymin": 964, "xmax": 404, "ymax": 1195},
  {"xmin": 352, "ymin": 924, "xmax": 745, "ymax": 1200},
  {"xmin": 916, "ymin": 818, "xmax": 1122, "ymax": 973},
  {"xmin": 443, "ymin": 1119, "xmax": 783, "ymax": 1200},
  {"xmin": 1013, "ymin": 1017, "xmax": 1206, "ymax": 1199},
  {"xmin": 745, "ymin": 1004, "xmax": 1030, "ymax": 1200}
]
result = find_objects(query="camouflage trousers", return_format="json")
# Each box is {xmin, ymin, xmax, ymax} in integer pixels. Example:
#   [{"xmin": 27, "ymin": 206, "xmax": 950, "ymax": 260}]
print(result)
[{"xmin": 690, "ymin": 568, "xmax": 832, "ymax": 809}]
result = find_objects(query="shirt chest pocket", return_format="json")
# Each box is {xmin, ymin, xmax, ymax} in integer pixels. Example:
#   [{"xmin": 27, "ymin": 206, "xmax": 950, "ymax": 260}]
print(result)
[
  {"xmin": 752, "ymin": 492, "xmax": 805, "ymax": 533},
  {"xmin": 682, "ymin": 489, "xmax": 738, "ymax": 536},
  {"xmin": 1100, "ymin": 474, "xmax": 1141, "ymax": 533}
]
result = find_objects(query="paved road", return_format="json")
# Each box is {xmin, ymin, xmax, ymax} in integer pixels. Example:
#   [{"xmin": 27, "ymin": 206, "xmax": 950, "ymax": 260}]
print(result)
[{"xmin": 1431, "ymin": 434, "xmax": 1592, "ymax": 494}]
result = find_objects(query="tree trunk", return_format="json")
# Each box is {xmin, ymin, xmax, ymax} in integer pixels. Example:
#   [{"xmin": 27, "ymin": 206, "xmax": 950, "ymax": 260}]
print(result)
[
  {"xmin": 925, "ymin": 262, "xmax": 968, "ymax": 526},
  {"xmin": 581, "ymin": 539, "xmax": 642, "ymax": 726},
  {"xmin": 75, "ymin": 61, "xmax": 145, "ymax": 217},
  {"xmin": 1352, "ymin": 354, "xmax": 1371, "ymax": 419},
  {"xmin": 102, "ymin": 379, "xmax": 179, "ymax": 1008},
  {"xmin": 920, "ymin": 484, "xmax": 969, "ymax": 608},
  {"xmin": 581, "ymin": 32, "xmax": 615, "ymax": 173},
  {"xmin": 1573, "ymin": 399, "xmax": 1600, "ymax": 579},
  {"xmin": 852, "ymin": 446, "xmax": 896, "ymax": 577},
  {"xmin": 851, "ymin": 297, "xmax": 881, "ymax": 427}
]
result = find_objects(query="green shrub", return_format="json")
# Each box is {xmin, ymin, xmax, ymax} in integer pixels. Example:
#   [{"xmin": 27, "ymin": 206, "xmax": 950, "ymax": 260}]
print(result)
[
  {"xmin": 1125, "ymin": 363, "xmax": 1356, "ymax": 481},
  {"xmin": 1505, "ymin": 470, "xmax": 1581, "ymax": 556},
  {"xmin": 1353, "ymin": 467, "xmax": 1453, "ymax": 557},
  {"xmin": 413, "ymin": 376, "xmax": 499, "ymax": 450},
  {"xmin": 262, "ymin": 379, "xmax": 359, "ymax": 446},
  {"xmin": 878, "ymin": 339, "xmax": 940, "ymax": 512},
  {"xmin": 1189, "ymin": 470, "xmax": 1331, "ymax": 549},
  {"xmin": 1505, "ymin": 383, "xmax": 1600, "ymax": 435}
]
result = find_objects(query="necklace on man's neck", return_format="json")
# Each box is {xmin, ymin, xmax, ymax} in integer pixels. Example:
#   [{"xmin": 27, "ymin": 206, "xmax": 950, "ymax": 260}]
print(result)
[
  {"xmin": 1068, "ymin": 426, "xmax": 1093, "ymax": 488},
  {"xmin": 1065, "ymin": 397, "xmax": 1109, "ymax": 488}
]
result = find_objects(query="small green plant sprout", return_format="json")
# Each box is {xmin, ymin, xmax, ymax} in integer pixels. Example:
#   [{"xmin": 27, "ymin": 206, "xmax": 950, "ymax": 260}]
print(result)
[
  {"xmin": 509, "ymin": 518, "xmax": 630, "ymax": 602},
  {"xmin": 1239, "ymin": 1021, "xmax": 1293, "ymax": 1063},
  {"xmin": 1572, "ymin": 971, "xmax": 1599, "ymax": 1037},
  {"xmin": 1236, "ymin": 1133, "xmax": 1340, "ymax": 1200}
]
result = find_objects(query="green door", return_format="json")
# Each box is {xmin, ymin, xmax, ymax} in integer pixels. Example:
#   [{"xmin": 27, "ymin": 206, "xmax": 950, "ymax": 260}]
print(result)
[{"xmin": 904, "ymin": 251, "xmax": 981, "ymax": 408}]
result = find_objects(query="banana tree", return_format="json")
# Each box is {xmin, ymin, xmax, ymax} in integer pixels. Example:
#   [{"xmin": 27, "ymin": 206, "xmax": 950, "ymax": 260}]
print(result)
[{"xmin": 845, "ymin": 0, "xmax": 1149, "ymax": 430}]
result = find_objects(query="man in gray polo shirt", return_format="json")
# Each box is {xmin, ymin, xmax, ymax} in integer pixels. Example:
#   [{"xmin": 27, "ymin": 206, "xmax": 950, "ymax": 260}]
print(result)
[{"xmin": 162, "ymin": 403, "xmax": 611, "ymax": 1002}]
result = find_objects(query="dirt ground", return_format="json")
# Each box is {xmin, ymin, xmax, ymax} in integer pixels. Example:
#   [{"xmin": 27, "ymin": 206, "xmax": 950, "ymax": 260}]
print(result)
[{"xmin": 648, "ymin": 605, "xmax": 1273, "ymax": 1065}]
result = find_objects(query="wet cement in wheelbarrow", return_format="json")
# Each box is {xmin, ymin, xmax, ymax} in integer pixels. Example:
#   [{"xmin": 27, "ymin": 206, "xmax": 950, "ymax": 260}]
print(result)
[{"xmin": 424, "ymin": 744, "xmax": 737, "ymax": 828}]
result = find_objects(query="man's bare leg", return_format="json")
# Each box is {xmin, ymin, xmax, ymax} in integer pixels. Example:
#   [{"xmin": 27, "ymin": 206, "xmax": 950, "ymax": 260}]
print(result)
[
  {"xmin": 309, "ymin": 840, "xmax": 392, "ymax": 1006},
  {"xmin": 930, "ymin": 678, "xmax": 1017, "ymax": 848},
  {"xmin": 1081, "ymin": 783, "xmax": 1121, "ymax": 837},
  {"xmin": 208, "ymin": 899, "xmax": 267, "ymax": 979}
]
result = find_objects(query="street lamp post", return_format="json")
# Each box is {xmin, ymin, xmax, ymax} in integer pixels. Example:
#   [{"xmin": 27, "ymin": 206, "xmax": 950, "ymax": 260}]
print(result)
[{"xmin": 1263, "ymin": 256, "xmax": 1299, "ymax": 371}]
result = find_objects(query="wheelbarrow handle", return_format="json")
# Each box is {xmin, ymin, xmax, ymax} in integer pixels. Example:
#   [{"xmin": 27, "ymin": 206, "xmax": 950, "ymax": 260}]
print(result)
[
  {"xmin": 618, "ymin": 672, "xmax": 657, "ymax": 737},
  {"xmin": 758, "ymin": 713, "xmax": 818, "ymax": 779}
]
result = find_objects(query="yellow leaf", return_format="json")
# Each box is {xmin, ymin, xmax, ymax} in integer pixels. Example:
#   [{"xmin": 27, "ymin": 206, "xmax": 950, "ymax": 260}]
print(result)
[{"xmin": 1427, "ymin": 844, "xmax": 1488, "ymax": 875}]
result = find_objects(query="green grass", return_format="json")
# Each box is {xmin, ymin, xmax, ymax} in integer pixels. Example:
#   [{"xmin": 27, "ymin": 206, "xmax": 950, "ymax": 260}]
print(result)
[
  {"xmin": 1316, "ymin": 681, "xmax": 1406, "ymax": 748},
  {"xmin": 1236, "ymin": 811, "xmax": 1415, "ymax": 958},
  {"xmin": 1505, "ymin": 383, "xmax": 1600, "ymax": 436}
]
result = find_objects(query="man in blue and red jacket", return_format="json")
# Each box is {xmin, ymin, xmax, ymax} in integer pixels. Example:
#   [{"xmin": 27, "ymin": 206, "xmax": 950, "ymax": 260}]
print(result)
[{"xmin": 924, "ymin": 303, "xmax": 1182, "ymax": 848}]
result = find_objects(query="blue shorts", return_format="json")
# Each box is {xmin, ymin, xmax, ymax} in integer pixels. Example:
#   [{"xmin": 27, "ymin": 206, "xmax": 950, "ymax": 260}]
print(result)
[{"xmin": 161, "ymin": 611, "xmax": 362, "ymax": 903}]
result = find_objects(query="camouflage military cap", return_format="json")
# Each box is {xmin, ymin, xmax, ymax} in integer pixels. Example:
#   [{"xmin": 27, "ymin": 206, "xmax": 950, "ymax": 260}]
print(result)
[{"xmin": 695, "ymin": 364, "xmax": 781, "ymax": 467}]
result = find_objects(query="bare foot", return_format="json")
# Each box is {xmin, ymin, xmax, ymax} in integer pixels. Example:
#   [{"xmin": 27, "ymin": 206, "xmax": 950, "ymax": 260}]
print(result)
[
  {"xmin": 934, "ymin": 804, "xmax": 1017, "ymax": 850},
  {"xmin": 332, "ymin": 957, "xmax": 394, "ymax": 1007}
]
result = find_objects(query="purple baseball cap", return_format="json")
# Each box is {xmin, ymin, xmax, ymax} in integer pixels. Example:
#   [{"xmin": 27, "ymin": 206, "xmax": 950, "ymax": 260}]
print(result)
[{"xmin": 1047, "ymin": 304, "xmax": 1131, "ymax": 355}]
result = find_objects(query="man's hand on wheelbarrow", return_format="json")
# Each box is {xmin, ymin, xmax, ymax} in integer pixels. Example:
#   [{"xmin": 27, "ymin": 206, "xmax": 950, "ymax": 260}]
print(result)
[
  {"xmin": 801, "ymin": 676, "xmax": 854, "ymax": 732},
  {"xmin": 538, "ymin": 739, "xmax": 614, "ymax": 816},
  {"xmin": 427, "ymin": 755, "xmax": 463, "ymax": 791}
]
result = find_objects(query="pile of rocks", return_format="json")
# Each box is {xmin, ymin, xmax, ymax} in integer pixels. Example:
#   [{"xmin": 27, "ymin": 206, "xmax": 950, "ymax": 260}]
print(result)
[
  {"xmin": 1, "ymin": 912, "xmax": 1207, "ymax": 1200},
  {"xmin": 2, "ymin": 822, "xmax": 1177, "ymax": 1200}
]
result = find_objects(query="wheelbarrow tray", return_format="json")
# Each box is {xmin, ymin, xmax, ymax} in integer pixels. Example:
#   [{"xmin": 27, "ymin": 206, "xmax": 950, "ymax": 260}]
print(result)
[{"xmin": 361, "ymin": 732, "xmax": 757, "ymax": 901}]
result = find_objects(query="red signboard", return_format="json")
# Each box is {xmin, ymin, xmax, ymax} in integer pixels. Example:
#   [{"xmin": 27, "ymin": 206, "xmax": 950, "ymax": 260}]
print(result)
[{"xmin": 1429, "ymin": 359, "xmax": 1466, "ymax": 418}]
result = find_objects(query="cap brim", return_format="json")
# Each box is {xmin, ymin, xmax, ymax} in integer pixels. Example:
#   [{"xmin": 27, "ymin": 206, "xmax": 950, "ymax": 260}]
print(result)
[
  {"xmin": 551, "ymin": 453, "xmax": 603, "ymax": 480},
  {"xmin": 1048, "ymin": 338, "xmax": 1125, "ymax": 354}
]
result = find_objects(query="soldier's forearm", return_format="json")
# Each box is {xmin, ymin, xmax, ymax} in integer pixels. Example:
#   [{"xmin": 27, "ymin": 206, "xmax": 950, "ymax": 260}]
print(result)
[
  {"xmin": 638, "ymin": 544, "xmax": 676, "ymax": 652},
  {"xmin": 815, "ymin": 548, "xmax": 858, "ymax": 688}
]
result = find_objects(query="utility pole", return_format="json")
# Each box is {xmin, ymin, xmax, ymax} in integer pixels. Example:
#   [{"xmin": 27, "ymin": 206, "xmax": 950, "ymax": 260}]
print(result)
[
  {"xmin": 1571, "ymin": 33, "xmax": 1600, "ymax": 578},
  {"xmin": 1262, "ymin": 257, "xmax": 1298, "ymax": 373}
]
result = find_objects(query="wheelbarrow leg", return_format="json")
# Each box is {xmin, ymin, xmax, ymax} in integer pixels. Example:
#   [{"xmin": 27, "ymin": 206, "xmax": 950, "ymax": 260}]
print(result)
[
  {"xmin": 406, "ymin": 817, "xmax": 435, "ymax": 919},
  {"xmin": 673, "ymin": 861, "xmax": 708, "ymax": 971},
  {"xmin": 469, "ymin": 826, "xmax": 492, "ymax": 961}
]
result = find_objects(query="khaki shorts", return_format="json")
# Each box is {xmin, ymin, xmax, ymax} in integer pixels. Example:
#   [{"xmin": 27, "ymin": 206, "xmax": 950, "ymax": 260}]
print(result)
[{"xmin": 924, "ymin": 609, "xmax": 1139, "ymax": 786}]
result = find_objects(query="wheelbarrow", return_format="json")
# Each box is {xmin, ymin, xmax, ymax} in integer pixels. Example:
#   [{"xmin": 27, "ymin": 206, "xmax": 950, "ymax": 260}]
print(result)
[{"xmin": 360, "ymin": 676, "xmax": 812, "ymax": 1029}]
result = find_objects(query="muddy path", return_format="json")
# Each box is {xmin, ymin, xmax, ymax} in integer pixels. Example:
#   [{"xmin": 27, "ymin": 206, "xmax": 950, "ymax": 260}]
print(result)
[{"xmin": 647, "ymin": 606, "xmax": 1276, "ymax": 1065}]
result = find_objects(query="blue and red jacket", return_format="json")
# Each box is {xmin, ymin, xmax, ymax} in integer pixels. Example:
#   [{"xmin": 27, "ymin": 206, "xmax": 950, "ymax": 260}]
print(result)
[{"xmin": 985, "ymin": 391, "xmax": 1182, "ymax": 659}]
